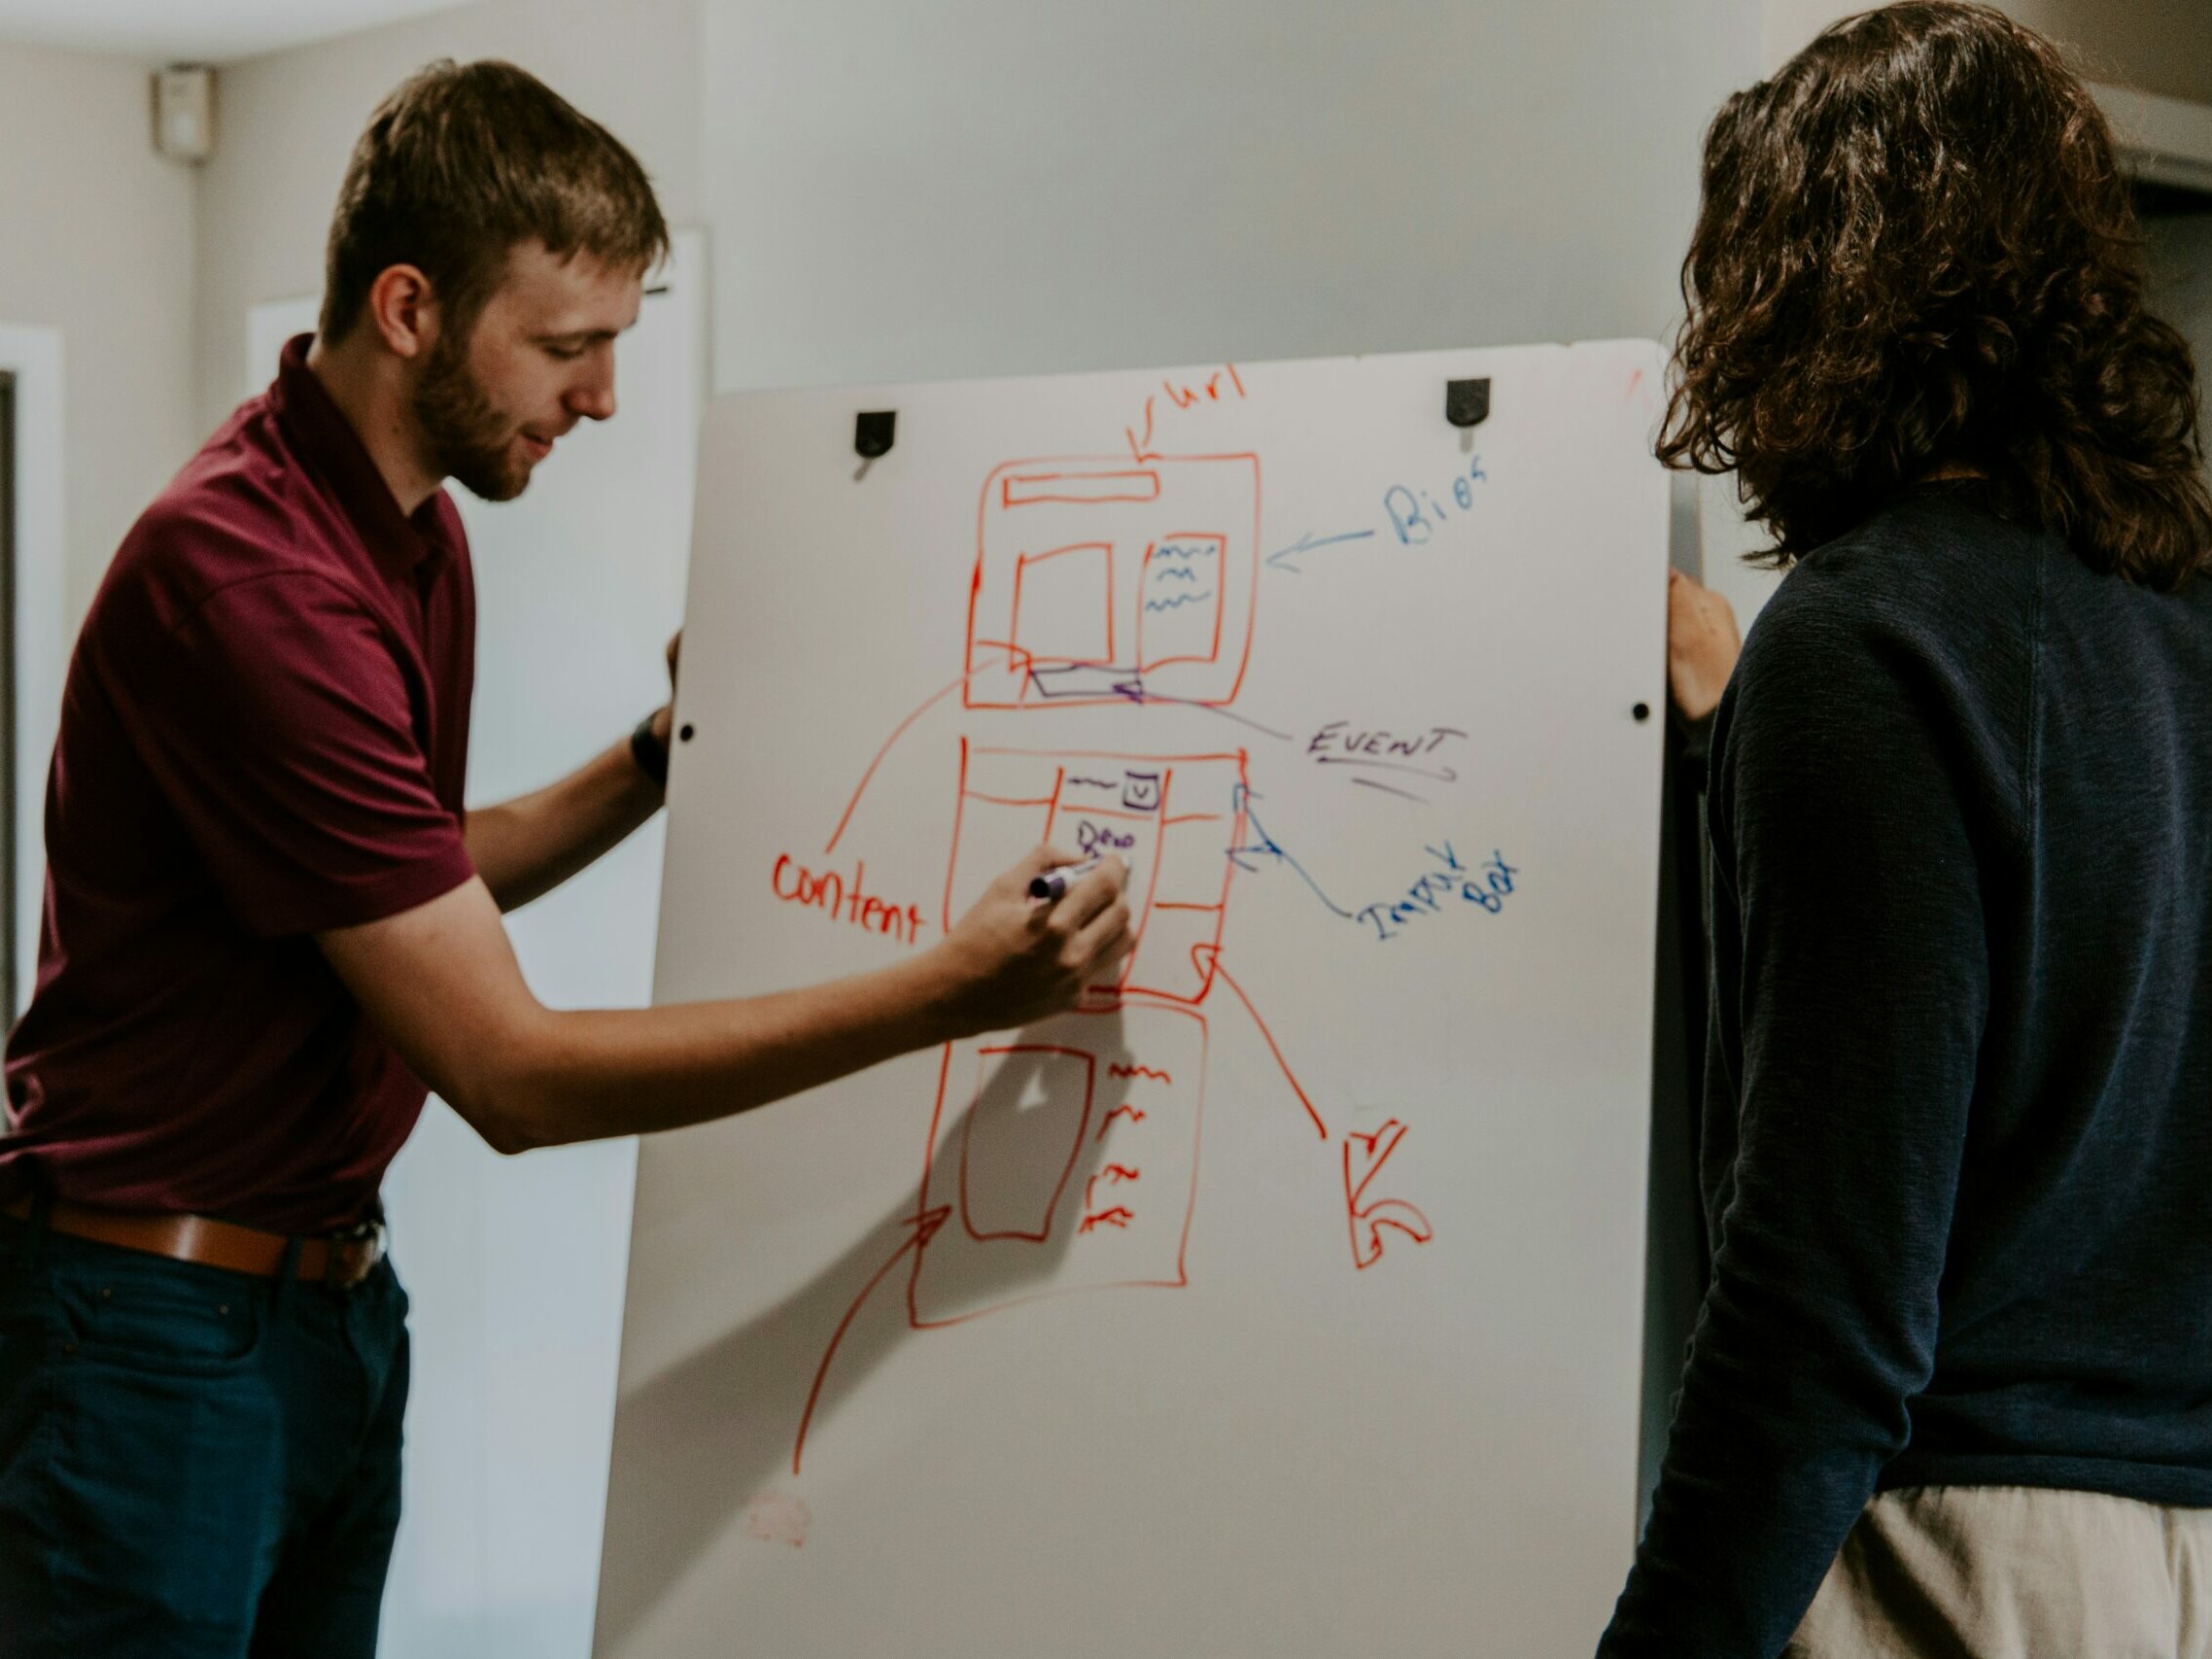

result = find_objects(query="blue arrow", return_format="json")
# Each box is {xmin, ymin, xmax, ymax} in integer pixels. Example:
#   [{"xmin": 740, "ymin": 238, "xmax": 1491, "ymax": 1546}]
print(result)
[
  {"xmin": 1265, "ymin": 528, "xmax": 1376, "ymax": 573},
  {"xmin": 1225, "ymin": 786, "xmax": 1357, "ymax": 919}
]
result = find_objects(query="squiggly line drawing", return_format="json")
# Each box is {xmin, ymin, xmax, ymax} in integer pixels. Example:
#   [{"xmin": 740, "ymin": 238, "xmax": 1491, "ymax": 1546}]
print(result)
[
  {"xmin": 1097, "ymin": 1105, "xmax": 1147, "ymax": 1139},
  {"xmin": 1109, "ymin": 1063, "xmax": 1172, "ymax": 1084}
]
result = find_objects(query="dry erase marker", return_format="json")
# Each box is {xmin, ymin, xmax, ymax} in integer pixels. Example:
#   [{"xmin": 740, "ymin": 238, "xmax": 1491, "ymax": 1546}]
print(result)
[{"xmin": 1028, "ymin": 857, "xmax": 1130, "ymax": 902}]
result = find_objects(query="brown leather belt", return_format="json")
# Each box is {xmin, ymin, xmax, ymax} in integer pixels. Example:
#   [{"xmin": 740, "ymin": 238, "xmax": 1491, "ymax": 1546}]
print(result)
[{"xmin": 1, "ymin": 1194, "xmax": 387, "ymax": 1290}]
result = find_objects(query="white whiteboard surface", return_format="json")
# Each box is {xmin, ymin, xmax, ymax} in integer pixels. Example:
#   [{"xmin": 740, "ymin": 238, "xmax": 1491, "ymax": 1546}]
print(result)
[
  {"xmin": 251, "ymin": 231, "xmax": 708, "ymax": 1659},
  {"xmin": 601, "ymin": 339, "xmax": 1669, "ymax": 1658}
]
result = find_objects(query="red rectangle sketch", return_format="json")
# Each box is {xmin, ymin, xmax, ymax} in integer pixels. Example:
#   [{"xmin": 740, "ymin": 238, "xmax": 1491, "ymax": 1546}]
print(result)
[
  {"xmin": 966, "ymin": 455, "xmax": 1260, "ymax": 709},
  {"xmin": 911, "ymin": 1002, "xmax": 1209, "ymax": 1326},
  {"xmin": 1001, "ymin": 468, "xmax": 1162, "ymax": 507},
  {"xmin": 1011, "ymin": 542, "xmax": 1115, "ymax": 673},
  {"xmin": 957, "ymin": 1045, "xmax": 1095, "ymax": 1243},
  {"xmin": 1135, "ymin": 534, "xmax": 1227, "ymax": 672},
  {"xmin": 943, "ymin": 743, "xmax": 1247, "ymax": 1007}
]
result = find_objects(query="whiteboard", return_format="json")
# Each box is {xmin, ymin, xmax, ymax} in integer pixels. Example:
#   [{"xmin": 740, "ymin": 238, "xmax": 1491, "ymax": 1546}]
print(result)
[{"xmin": 600, "ymin": 339, "xmax": 1669, "ymax": 1658}]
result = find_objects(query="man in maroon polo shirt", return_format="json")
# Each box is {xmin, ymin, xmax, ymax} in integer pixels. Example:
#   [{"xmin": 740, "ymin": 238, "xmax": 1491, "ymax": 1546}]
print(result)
[{"xmin": 0, "ymin": 61, "xmax": 1129, "ymax": 1659}]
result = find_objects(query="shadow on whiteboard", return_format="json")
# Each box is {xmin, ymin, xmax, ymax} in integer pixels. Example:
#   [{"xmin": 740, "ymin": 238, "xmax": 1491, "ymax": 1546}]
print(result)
[{"xmin": 594, "ymin": 1013, "xmax": 1132, "ymax": 1651}]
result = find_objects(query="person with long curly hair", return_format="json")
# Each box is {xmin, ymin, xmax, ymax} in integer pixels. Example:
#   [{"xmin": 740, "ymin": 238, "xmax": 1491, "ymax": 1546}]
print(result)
[{"xmin": 1599, "ymin": 5, "xmax": 2212, "ymax": 1656}]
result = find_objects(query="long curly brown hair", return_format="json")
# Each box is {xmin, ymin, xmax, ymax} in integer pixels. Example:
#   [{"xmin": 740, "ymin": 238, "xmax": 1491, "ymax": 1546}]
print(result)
[{"xmin": 1662, "ymin": 2, "xmax": 2212, "ymax": 588}]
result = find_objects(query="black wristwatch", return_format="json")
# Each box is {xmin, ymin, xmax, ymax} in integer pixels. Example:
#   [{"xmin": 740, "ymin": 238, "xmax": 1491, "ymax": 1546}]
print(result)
[{"xmin": 630, "ymin": 711, "xmax": 671, "ymax": 790}]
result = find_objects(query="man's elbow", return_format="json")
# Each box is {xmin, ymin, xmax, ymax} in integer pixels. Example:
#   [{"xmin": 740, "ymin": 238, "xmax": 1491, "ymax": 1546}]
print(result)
[
  {"xmin": 441, "ymin": 1038, "xmax": 557, "ymax": 1157},
  {"xmin": 472, "ymin": 1099, "xmax": 543, "ymax": 1157}
]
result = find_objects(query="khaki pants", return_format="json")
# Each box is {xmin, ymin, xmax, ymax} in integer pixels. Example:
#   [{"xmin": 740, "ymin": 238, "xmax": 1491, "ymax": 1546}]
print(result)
[{"xmin": 1787, "ymin": 1486, "xmax": 2212, "ymax": 1659}]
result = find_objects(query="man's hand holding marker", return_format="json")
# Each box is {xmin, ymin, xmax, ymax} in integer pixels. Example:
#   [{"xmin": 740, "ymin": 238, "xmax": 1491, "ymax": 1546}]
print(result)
[
  {"xmin": 1028, "ymin": 855, "xmax": 1133, "ymax": 902},
  {"xmin": 934, "ymin": 847, "xmax": 1134, "ymax": 1034}
]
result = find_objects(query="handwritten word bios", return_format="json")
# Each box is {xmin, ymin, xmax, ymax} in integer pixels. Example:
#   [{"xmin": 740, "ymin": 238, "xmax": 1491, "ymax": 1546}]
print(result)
[
  {"xmin": 771, "ymin": 855, "xmax": 927, "ymax": 947},
  {"xmin": 1357, "ymin": 844, "xmax": 1520, "ymax": 942},
  {"xmin": 1382, "ymin": 452, "xmax": 1488, "ymax": 546}
]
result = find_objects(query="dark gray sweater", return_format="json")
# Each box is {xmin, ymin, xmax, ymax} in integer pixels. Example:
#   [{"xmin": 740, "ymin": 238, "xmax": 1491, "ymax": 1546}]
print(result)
[{"xmin": 1601, "ymin": 482, "xmax": 2212, "ymax": 1655}]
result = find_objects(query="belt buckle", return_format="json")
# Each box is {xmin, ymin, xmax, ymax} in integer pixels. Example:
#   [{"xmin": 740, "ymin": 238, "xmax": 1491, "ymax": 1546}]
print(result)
[{"xmin": 324, "ymin": 1219, "xmax": 387, "ymax": 1292}]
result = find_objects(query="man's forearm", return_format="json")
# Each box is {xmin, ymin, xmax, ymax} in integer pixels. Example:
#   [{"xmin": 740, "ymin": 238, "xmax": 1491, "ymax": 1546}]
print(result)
[
  {"xmin": 320, "ymin": 852, "xmax": 1126, "ymax": 1157},
  {"xmin": 473, "ymin": 951, "xmax": 960, "ymax": 1151},
  {"xmin": 465, "ymin": 716, "xmax": 666, "ymax": 910}
]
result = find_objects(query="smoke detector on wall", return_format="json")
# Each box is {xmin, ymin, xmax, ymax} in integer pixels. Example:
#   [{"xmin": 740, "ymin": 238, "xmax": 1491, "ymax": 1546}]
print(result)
[{"xmin": 152, "ymin": 65, "xmax": 214, "ymax": 163}]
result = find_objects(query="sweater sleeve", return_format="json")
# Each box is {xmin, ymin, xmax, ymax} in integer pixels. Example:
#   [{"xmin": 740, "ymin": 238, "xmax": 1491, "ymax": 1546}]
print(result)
[{"xmin": 1598, "ymin": 570, "xmax": 2003, "ymax": 1656}]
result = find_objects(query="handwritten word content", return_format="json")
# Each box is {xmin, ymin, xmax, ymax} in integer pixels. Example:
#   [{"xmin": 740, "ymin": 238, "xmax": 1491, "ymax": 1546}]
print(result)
[
  {"xmin": 1383, "ymin": 452, "xmax": 1488, "ymax": 546},
  {"xmin": 1357, "ymin": 844, "xmax": 1519, "ymax": 942},
  {"xmin": 771, "ymin": 855, "xmax": 927, "ymax": 947}
]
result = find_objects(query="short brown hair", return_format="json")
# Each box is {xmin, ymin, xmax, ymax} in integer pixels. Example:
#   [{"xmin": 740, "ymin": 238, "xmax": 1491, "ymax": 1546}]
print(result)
[
  {"xmin": 321, "ymin": 59, "xmax": 670, "ymax": 346},
  {"xmin": 1662, "ymin": 2, "xmax": 2212, "ymax": 588}
]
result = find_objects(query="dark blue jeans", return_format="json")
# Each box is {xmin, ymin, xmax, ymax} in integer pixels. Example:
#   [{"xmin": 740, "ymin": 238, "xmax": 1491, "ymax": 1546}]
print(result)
[{"xmin": 0, "ymin": 1209, "xmax": 410, "ymax": 1658}]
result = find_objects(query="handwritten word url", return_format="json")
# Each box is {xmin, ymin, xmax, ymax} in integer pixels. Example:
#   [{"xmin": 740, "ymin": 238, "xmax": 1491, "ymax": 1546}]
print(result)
[
  {"xmin": 1125, "ymin": 363, "xmax": 1247, "ymax": 461},
  {"xmin": 772, "ymin": 855, "xmax": 927, "ymax": 947},
  {"xmin": 1357, "ymin": 844, "xmax": 1519, "ymax": 941}
]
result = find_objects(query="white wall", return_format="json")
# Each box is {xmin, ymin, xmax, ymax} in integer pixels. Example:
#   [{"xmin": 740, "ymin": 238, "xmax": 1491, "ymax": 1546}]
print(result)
[
  {"xmin": 2147, "ymin": 211, "xmax": 2212, "ymax": 370},
  {"xmin": 192, "ymin": 0, "xmax": 702, "ymax": 432},
  {"xmin": 0, "ymin": 39, "xmax": 198, "ymax": 1020},
  {"xmin": 704, "ymin": 0, "xmax": 1755, "ymax": 394},
  {"xmin": 198, "ymin": 0, "xmax": 1762, "ymax": 407},
  {"xmin": 0, "ymin": 40, "xmax": 197, "ymax": 638},
  {"xmin": 1765, "ymin": 0, "xmax": 2212, "ymax": 97},
  {"xmin": 2144, "ymin": 210, "xmax": 2212, "ymax": 506}
]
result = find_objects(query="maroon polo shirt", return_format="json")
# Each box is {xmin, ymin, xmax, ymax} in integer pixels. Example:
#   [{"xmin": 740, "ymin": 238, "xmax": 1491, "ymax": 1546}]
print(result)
[{"xmin": 0, "ymin": 335, "xmax": 477, "ymax": 1233}]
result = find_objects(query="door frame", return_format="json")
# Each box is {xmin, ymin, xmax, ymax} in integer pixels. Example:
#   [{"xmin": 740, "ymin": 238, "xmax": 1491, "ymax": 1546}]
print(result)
[{"xmin": 0, "ymin": 326, "xmax": 64, "ymax": 1024}]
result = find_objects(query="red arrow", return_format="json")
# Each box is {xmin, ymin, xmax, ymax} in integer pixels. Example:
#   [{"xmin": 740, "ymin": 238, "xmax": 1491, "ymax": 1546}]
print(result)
[{"xmin": 792, "ymin": 1205, "xmax": 950, "ymax": 1474}]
